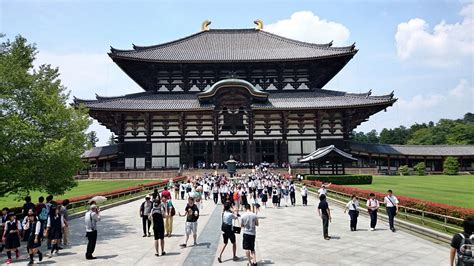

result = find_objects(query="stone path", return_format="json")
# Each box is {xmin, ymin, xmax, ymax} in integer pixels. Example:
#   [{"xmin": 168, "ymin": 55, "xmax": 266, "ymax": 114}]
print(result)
[{"xmin": 1, "ymin": 192, "xmax": 449, "ymax": 265}]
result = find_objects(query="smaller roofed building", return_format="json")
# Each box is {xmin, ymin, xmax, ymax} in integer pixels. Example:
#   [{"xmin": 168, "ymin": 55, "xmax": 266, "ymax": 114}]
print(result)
[
  {"xmin": 350, "ymin": 142, "xmax": 474, "ymax": 173},
  {"xmin": 300, "ymin": 145, "xmax": 357, "ymax": 175}
]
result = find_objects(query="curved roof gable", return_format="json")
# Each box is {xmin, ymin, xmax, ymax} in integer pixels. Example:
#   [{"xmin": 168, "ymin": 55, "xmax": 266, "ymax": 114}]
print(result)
[
  {"xmin": 109, "ymin": 29, "xmax": 357, "ymax": 63},
  {"xmin": 198, "ymin": 79, "xmax": 269, "ymax": 102}
]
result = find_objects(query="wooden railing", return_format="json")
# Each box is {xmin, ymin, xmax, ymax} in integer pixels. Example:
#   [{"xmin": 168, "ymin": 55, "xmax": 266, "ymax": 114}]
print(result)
[{"xmin": 303, "ymin": 182, "xmax": 463, "ymax": 234}]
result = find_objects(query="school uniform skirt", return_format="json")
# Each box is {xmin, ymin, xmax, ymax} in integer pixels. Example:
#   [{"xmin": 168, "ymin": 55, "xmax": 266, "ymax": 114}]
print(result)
[
  {"xmin": 27, "ymin": 235, "xmax": 41, "ymax": 249},
  {"xmin": 272, "ymin": 195, "xmax": 279, "ymax": 204},
  {"xmin": 5, "ymin": 233, "xmax": 21, "ymax": 249},
  {"xmin": 261, "ymin": 194, "xmax": 268, "ymax": 203},
  {"xmin": 48, "ymin": 227, "xmax": 62, "ymax": 240}
]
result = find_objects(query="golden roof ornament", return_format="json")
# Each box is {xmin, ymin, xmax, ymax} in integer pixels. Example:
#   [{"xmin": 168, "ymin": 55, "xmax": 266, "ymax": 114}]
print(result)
[
  {"xmin": 254, "ymin": 19, "xmax": 263, "ymax": 30},
  {"xmin": 201, "ymin": 20, "xmax": 211, "ymax": 31}
]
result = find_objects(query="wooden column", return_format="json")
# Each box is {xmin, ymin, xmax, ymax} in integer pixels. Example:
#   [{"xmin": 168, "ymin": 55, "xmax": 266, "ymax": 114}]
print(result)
[
  {"xmin": 387, "ymin": 156, "xmax": 391, "ymax": 173},
  {"xmin": 114, "ymin": 113, "xmax": 125, "ymax": 171},
  {"xmin": 144, "ymin": 113, "xmax": 152, "ymax": 170}
]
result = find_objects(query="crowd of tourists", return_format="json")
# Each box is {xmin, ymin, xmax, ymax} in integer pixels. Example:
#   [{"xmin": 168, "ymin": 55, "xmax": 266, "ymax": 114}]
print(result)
[
  {"xmin": 1, "ymin": 165, "xmax": 472, "ymax": 265},
  {"xmin": 0, "ymin": 195, "xmax": 70, "ymax": 264}
]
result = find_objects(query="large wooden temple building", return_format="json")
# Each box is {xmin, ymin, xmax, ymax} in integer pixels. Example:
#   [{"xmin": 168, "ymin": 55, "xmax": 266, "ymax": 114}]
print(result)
[{"xmin": 75, "ymin": 21, "xmax": 397, "ymax": 171}]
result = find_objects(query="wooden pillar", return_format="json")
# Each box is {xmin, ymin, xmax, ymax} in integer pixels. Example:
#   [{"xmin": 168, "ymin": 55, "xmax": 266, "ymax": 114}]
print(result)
[
  {"xmin": 144, "ymin": 113, "xmax": 152, "ymax": 170},
  {"xmin": 387, "ymin": 156, "xmax": 391, "ymax": 174},
  {"xmin": 273, "ymin": 140, "xmax": 278, "ymax": 164},
  {"xmin": 115, "ymin": 113, "xmax": 125, "ymax": 171},
  {"xmin": 342, "ymin": 160, "xmax": 346, "ymax": 175},
  {"xmin": 317, "ymin": 162, "xmax": 321, "ymax": 175},
  {"xmin": 240, "ymin": 140, "xmax": 244, "ymax": 162}
]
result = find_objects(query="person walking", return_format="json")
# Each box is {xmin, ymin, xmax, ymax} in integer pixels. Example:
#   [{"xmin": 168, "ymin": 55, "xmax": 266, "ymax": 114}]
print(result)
[
  {"xmin": 180, "ymin": 182, "xmax": 186, "ymax": 200},
  {"xmin": 3, "ymin": 212, "xmax": 21, "ymax": 264},
  {"xmin": 22, "ymin": 196, "xmax": 35, "ymax": 219},
  {"xmin": 140, "ymin": 196, "xmax": 153, "ymax": 237},
  {"xmin": 241, "ymin": 204, "xmax": 258, "ymax": 266},
  {"xmin": 25, "ymin": 214, "xmax": 43, "ymax": 264},
  {"xmin": 217, "ymin": 202, "xmax": 238, "ymax": 263},
  {"xmin": 21, "ymin": 208, "xmax": 35, "ymax": 242},
  {"xmin": 212, "ymin": 184, "xmax": 219, "ymax": 204},
  {"xmin": 318, "ymin": 194, "xmax": 331, "ymax": 240},
  {"xmin": 161, "ymin": 187, "xmax": 171, "ymax": 201},
  {"xmin": 150, "ymin": 198, "xmax": 167, "ymax": 256},
  {"xmin": 301, "ymin": 185, "xmax": 308, "ymax": 206},
  {"xmin": 60, "ymin": 199, "xmax": 70, "ymax": 246},
  {"xmin": 289, "ymin": 182, "xmax": 296, "ymax": 206},
  {"xmin": 179, "ymin": 197, "xmax": 199, "ymax": 248},
  {"xmin": 165, "ymin": 198, "xmax": 175, "ymax": 237},
  {"xmin": 0, "ymin": 208, "xmax": 9, "ymax": 254},
  {"xmin": 35, "ymin": 197, "xmax": 48, "ymax": 231},
  {"xmin": 366, "ymin": 193, "xmax": 380, "ymax": 231},
  {"xmin": 344, "ymin": 195, "xmax": 359, "ymax": 231},
  {"xmin": 85, "ymin": 205, "xmax": 101, "ymax": 260},
  {"xmin": 174, "ymin": 182, "xmax": 180, "ymax": 200},
  {"xmin": 45, "ymin": 206, "xmax": 64, "ymax": 258},
  {"xmin": 450, "ymin": 217, "xmax": 474, "ymax": 266},
  {"xmin": 384, "ymin": 190, "xmax": 399, "ymax": 232}
]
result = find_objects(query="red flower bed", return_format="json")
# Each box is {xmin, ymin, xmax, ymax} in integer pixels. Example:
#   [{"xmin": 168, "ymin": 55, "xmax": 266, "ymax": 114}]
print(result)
[{"xmin": 303, "ymin": 180, "xmax": 474, "ymax": 220}]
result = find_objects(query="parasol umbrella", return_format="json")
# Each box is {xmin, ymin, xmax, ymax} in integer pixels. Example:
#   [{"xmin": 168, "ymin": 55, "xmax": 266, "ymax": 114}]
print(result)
[{"xmin": 89, "ymin": 196, "xmax": 107, "ymax": 204}]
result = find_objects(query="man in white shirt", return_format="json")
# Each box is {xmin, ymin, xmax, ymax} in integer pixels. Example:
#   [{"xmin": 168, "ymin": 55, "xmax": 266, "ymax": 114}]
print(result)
[
  {"xmin": 383, "ymin": 190, "xmax": 399, "ymax": 232},
  {"xmin": 241, "ymin": 204, "xmax": 259, "ymax": 266},
  {"xmin": 366, "ymin": 193, "xmax": 380, "ymax": 231},
  {"xmin": 301, "ymin": 185, "xmax": 308, "ymax": 206},
  {"xmin": 85, "ymin": 205, "xmax": 101, "ymax": 260},
  {"xmin": 317, "ymin": 183, "xmax": 331, "ymax": 198}
]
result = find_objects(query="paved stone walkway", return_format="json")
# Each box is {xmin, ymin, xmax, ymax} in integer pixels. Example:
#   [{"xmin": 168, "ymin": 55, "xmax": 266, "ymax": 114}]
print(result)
[{"xmin": 2, "ymin": 193, "xmax": 448, "ymax": 265}]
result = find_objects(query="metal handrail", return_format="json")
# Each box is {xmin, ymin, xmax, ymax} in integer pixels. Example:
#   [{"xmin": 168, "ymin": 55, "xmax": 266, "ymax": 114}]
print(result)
[{"xmin": 303, "ymin": 181, "xmax": 463, "ymax": 232}]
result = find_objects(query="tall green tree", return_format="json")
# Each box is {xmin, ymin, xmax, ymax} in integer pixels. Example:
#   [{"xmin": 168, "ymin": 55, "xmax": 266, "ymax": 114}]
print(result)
[
  {"xmin": 0, "ymin": 35, "xmax": 91, "ymax": 196},
  {"xmin": 107, "ymin": 133, "xmax": 116, "ymax": 145},
  {"xmin": 87, "ymin": 131, "xmax": 99, "ymax": 147}
]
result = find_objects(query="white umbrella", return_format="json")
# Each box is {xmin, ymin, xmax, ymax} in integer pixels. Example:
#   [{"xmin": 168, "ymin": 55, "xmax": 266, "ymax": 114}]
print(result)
[{"xmin": 89, "ymin": 196, "xmax": 107, "ymax": 204}]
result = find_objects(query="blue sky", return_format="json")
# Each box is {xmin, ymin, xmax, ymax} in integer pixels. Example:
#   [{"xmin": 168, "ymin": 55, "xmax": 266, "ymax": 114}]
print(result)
[{"xmin": 2, "ymin": 0, "xmax": 473, "ymax": 146}]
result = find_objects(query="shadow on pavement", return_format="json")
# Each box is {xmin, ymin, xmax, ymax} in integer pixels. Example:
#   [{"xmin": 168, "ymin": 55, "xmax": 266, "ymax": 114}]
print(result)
[{"xmin": 97, "ymin": 254, "xmax": 118, "ymax": 260}]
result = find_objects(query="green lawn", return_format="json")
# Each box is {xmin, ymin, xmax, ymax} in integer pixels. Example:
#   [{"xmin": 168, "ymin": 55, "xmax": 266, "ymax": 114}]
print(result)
[
  {"xmin": 0, "ymin": 180, "xmax": 156, "ymax": 209},
  {"xmin": 348, "ymin": 175, "xmax": 474, "ymax": 208}
]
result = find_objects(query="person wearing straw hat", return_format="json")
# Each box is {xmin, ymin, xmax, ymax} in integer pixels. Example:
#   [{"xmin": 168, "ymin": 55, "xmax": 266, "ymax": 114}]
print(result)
[{"xmin": 85, "ymin": 205, "xmax": 101, "ymax": 260}]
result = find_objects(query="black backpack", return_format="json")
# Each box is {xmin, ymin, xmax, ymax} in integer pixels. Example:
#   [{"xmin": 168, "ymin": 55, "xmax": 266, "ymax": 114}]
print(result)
[{"xmin": 456, "ymin": 233, "xmax": 474, "ymax": 266}]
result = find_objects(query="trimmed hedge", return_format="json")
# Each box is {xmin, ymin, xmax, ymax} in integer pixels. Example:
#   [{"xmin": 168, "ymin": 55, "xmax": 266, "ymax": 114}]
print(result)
[{"xmin": 305, "ymin": 174, "xmax": 372, "ymax": 185}]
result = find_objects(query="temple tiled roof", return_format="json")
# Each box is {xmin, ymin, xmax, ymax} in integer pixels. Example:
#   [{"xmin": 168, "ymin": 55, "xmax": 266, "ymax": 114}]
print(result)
[
  {"xmin": 109, "ymin": 29, "xmax": 357, "ymax": 63},
  {"xmin": 82, "ymin": 145, "xmax": 118, "ymax": 159},
  {"xmin": 350, "ymin": 141, "xmax": 474, "ymax": 157},
  {"xmin": 300, "ymin": 145, "xmax": 357, "ymax": 163},
  {"xmin": 73, "ymin": 89, "xmax": 396, "ymax": 111}
]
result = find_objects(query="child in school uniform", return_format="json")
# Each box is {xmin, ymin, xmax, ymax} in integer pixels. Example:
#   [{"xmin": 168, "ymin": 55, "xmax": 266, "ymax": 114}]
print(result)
[
  {"xmin": 3, "ymin": 212, "xmax": 21, "ymax": 264},
  {"xmin": 45, "ymin": 206, "xmax": 64, "ymax": 258},
  {"xmin": 25, "ymin": 214, "xmax": 43, "ymax": 264},
  {"xmin": 0, "ymin": 207, "xmax": 9, "ymax": 253}
]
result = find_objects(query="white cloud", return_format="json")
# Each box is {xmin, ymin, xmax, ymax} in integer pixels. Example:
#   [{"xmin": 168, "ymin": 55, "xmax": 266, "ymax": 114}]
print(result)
[
  {"xmin": 35, "ymin": 51, "xmax": 142, "ymax": 146},
  {"xmin": 357, "ymin": 78, "xmax": 473, "ymax": 132},
  {"xmin": 449, "ymin": 78, "xmax": 472, "ymax": 97},
  {"xmin": 397, "ymin": 94, "xmax": 445, "ymax": 111},
  {"xmin": 266, "ymin": 11, "xmax": 351, "ymax": 45},
  {"xmin": 395, "ymin": 4, "xmax": 474, "ymax": 67}
]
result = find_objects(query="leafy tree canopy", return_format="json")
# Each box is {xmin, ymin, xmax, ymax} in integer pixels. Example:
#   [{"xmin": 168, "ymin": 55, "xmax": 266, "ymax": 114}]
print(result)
[
  {"xmin": 0, "ymin": 35, "xmax": 91, "ymax": 197},
  {"xmin": 352, "ymin": 113, "xmax": 474, "ymax": 145}
]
